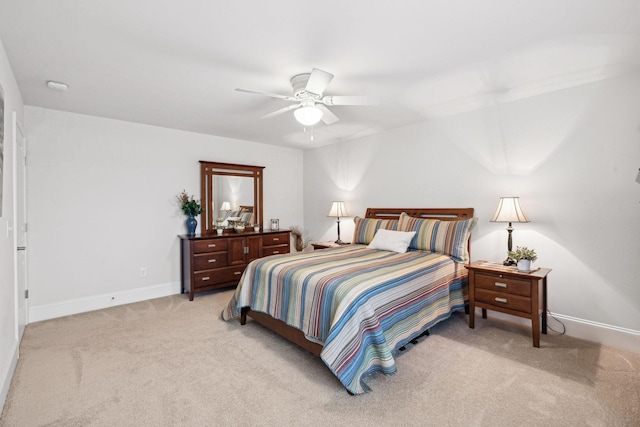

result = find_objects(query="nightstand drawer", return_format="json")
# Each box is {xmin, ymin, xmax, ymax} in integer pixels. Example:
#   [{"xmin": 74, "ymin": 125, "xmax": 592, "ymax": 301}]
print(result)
[
  {"xmin": 475, "ymin": 273, "xmax": 531, "ymax": 297},
  {"xmin": 193, "ymin": 239, "xmax": 228, "ymax": 254},
  {"xmin": 193, "ymin": 253, "xmax": 229, "ymax": 270},
  {"xmin": 475, "ymin": 289, "xmax": 531, "ymax": 314}
]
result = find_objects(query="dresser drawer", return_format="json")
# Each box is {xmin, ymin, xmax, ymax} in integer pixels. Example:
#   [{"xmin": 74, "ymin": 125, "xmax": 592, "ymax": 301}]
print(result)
[
  {"xmin": 475, "ymin": 273, "xmax": 531, "ymax": 297},
  {"xmin": 193, "ymin": 265, "xmax": 246, "ymax": 288},
  {"xmin": 193, "ymin": 252, "xmax": 229, "ymax": 270},
  {"xmin": 263, "ymin": 244, "xmax": 289, "ymax": 256},
  {"xmin": 475, "ymin": 289, "xmax": 531, "ymax": 314},
  {"xmin": 263, "ymin": 233, "xmax": 289, "ymax": 247},
  {"xmin": 193, "ymin": 239, "xmax": 228, "ymax": 254}
]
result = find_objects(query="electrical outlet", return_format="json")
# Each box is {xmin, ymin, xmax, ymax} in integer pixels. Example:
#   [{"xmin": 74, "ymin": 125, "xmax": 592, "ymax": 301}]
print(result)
[{"xmin": 139, "ymin": 267, "xmax": 147, "ymax": 278}]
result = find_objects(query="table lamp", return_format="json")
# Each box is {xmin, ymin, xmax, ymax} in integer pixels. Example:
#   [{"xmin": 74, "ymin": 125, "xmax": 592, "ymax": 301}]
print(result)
[
  {"xmin": 327, "ymin": 201, "xmax": 349, "ymax": 244},
  {"xmin": 490, "ymin": 196, "xmax": 530, "ymax": 265}
]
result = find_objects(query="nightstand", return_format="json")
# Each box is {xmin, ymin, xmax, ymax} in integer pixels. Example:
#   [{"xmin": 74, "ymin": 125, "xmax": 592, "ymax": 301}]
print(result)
[
  {"xmin": 465, "ymin": 260, "xmax": 552, "ymax": 348},
  {"xmin": 311, "ymin": 241, "xmax": 350, "ymax": 250}
]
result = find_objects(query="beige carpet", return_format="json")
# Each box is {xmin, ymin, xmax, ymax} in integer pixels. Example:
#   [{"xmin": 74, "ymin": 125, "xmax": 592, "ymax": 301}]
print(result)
[{"xmin": 1, "ymin": 289, "xmax": 638, "ymax": 427}]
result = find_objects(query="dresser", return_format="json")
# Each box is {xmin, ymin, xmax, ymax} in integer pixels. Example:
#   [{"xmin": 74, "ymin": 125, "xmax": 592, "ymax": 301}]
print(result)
[
  {"xmin": 180, "ymin": 230, "xmax": 291, "ymax": 300},
  {"xmin": 466, "ymin": 260, "xmax": 551, "ymax": 347}
]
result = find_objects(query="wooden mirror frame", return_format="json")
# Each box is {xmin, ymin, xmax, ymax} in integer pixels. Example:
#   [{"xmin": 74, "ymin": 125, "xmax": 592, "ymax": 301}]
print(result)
[{"xmin": 200, "ymin": 161, "xmax": 264, "ymax": 234}]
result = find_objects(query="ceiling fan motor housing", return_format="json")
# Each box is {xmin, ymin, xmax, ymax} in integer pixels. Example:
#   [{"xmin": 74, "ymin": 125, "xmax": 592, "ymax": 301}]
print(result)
[{"xmin": 291, "ymin": 73, "xmax": 319, "ymax": 99}]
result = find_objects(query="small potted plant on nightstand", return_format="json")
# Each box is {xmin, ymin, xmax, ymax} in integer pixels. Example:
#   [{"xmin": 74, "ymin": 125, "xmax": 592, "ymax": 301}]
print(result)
[{"xmin": 508, "ymin": 246, "xmax": 537, "ymax": 272}]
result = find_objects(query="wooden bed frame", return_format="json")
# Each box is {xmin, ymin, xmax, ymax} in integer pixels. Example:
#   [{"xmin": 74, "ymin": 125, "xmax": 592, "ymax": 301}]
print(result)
[{"xmin": 239, "ymin": 207, "xmax": 475, "ymax": 357}]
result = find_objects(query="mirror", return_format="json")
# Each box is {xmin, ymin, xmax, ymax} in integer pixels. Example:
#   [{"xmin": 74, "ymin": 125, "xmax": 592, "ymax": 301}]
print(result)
[{"xmin": 200, "ymin": 161, "xmax": 264, "ymax": 234}]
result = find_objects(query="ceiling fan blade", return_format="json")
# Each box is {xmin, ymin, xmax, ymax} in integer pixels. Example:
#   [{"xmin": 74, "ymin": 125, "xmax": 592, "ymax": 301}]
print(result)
[
  {"xmin": 316, "ymin": 104, "xmax": 339, "ymax": 125},
  {"xmin": 235, "ymin": 88, "xmax": 296, "ymax": 101},
  {"xmin": 321, "ymin": 95, "xmax": 379, "ymax": 106},
  {"xmin": 305, "ymin": 68, "xmax": 334, "ymax": 96},
  {"xmin": 260, "ymin": 104, "xmax": 300, "ymax": 119}
]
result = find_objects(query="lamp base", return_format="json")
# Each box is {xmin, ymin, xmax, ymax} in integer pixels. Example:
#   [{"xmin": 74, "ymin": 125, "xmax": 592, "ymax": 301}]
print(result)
[
  {"xmin": 334, "ymin": 239, "xmax": 345, "ymax": 245},
  {"xmin": 503, "ymin": 257, "xmax": 516, "ymax": 266}
]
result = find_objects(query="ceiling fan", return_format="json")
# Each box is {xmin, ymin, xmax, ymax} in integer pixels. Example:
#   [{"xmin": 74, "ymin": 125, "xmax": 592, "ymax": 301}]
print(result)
[{"xmin": 236, "ymin": 68, "xmax": 378, "ymax": 126}]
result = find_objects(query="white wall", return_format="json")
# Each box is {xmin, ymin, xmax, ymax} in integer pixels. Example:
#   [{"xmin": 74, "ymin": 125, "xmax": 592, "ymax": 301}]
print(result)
[
  {"xmin": 0, "ymin": 37, "xmax": 24, "ymax": 413},
  {"xmin": 25, "ymin": 107, "xmax": 303, "ymax": 319},
  {"xmin": 304, "ymin": 73, "xmax": 640, "ymax": 352}
]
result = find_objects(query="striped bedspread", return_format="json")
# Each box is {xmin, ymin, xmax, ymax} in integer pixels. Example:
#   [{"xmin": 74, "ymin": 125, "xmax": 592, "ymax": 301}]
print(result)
[{"xmin": 222, "ymin": 245, "xmax": 468, "ymax": 394}]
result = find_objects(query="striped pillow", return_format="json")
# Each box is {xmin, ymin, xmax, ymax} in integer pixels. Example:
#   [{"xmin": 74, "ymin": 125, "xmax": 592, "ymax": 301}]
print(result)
[
  {"xmin": 397, "ymin": 212, "xmax": 477, "ymax": 262},
  {"xmin": 352, "ymin": 216, "xmax": 399, "ymax": 244},
  {"xmin": 239, "ymin": 212, "xmax": 254, "ymax": 225},
  {"xmin": 225, "ymin": 210, "xmax": 243, "ymax": 219}
]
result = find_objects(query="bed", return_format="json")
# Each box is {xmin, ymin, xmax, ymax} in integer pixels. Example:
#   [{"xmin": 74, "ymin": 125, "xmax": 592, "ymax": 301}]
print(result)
[
  {"xmin": 222, "ymin": 207, "xmax": 476, "ymax": 394},
  {"xmin": 221, "ymin": 205, "xmax": 255, "ymax": 227}
]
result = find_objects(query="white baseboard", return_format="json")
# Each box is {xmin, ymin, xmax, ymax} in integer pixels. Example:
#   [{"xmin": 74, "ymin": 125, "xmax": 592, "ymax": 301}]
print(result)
[
  {"xmin": 476, "ymin": 309, "xmax": 640, "ymax": 354},
  {"xmin": 549, "ymin": 312, "xmax": 640, "ymax": 354},
  {"xmin": 1, "ymin": 339, "xmax": 19, "ymax": 416},
  {"xmin": 29, "ymin": 281, "xmax": 182, "ymax": 323}
]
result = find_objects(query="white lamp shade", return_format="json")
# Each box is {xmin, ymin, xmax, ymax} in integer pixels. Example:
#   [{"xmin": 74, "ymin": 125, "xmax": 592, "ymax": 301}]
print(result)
[
  {"xmin": 490, "ymin": 197, "xmax": 530, "ymax": 223},
  {"xmin": 328, "ymin": 201, "xmax": 349, "ymax": 218},
  {"xmin": 220, "ymin": 201, "xmax": 231, "ymax": 211},
  {"xmin": 294, "ymin": 105, "xmax": 323, "ymax": 126}
]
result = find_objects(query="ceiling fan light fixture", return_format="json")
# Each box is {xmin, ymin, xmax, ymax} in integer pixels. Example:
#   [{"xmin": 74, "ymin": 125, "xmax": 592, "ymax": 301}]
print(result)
[{"xmin": 294, "ymin": 105, "xmax": 323, "ymax": 126}]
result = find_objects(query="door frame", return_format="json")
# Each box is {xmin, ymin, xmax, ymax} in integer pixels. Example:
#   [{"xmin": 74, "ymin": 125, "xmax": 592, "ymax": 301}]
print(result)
[{"xmin": 12, "ymin": 111, "xmax": 27, "ymax": 340}]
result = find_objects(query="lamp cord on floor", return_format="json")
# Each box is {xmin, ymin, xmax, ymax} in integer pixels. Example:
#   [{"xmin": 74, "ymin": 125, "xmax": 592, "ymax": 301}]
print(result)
[{"xmin": 545, "ymin": 310, "xmax": 566, "ymax": 335}]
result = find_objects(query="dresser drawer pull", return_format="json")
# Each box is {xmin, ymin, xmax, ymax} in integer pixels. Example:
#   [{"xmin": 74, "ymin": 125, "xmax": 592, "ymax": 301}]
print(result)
[
  {"xmin": 495, "ymin": 282, "xmax": 507, "ymax": 288},
  {"xmin": 207, "ymin": 244, "xmax": 216, "ymax": 248},
  {"xmin": 272, "ymin": 251, "xmax": 280, "ymax": 254},
  {"xmin": 202, "ymin": 276, "xmax": 210, "ymax": 281},
  {"xmin": 273, "ymin": 238, "xmax": 279, "ymax": 241},
  {"xmin": 234, "ymin": 271, "xmax": 242, "ymax": 275},
  {"xmin": 208, "ymin": 259, "xmax": 216, "ymax": 263},
  {"xmin": 494, "ymin": 297, "xmax": 508, "ymax": 303}
]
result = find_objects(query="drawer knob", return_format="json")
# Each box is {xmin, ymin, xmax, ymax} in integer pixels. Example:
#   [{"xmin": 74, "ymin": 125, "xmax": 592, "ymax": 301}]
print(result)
[
  {"xmin": 234, "ymin": 271, "xmax": 242, "ymax": 275},
  {"xmin": 495, "ymin": 282, "xmax": 507, "ymax": 288},
  {"xmin": 494, "ymin": 297, "xmax": 508, "ymax": 304},
  {"xmin": 208, "ymin": 244, "xmax": 216, "ymax": 248},
  {"xmin": 273, "ymin": 238, "xmax": 279, "ymax": 241},
  {"xmin": 208, "ymin": 259, "xmax": 216, "ymax": 263},
  {"xmin": 273, "ymin": 251, "xmax": 280, "ymax": 254},
  {"xmin": 202, "ymin": 276, "xmax": 210, "ymax": 281}
]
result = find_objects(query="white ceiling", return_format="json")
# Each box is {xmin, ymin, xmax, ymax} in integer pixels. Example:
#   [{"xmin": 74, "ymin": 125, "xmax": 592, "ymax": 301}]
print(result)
[{"xmin": 1, "ymin": 0, "xmax": 639, "ymax": 149}]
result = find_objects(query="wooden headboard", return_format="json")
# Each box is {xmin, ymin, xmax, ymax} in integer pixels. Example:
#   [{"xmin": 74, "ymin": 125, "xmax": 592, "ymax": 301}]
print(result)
[
  {"xmin": 364, "ymin": 207, "xmax": 474, "ymax": 221},
  {"xmin": 365, "ymin": 207, "xmax": 476, "ymax": 263}
]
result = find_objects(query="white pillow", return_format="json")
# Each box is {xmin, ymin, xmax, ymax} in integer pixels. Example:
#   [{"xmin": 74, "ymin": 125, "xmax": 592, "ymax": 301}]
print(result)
[{"xmin": 367, "ymin": 229, "xmax": 416, "ymax": 253}]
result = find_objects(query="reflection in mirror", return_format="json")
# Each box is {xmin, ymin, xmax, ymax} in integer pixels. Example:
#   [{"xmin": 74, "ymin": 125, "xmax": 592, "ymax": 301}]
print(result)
[
  {"xmin": 213, "ymin": 176, "xmax": 254, "ymax": 226},
  {"xmin": 200, "ymin": 161, "xmax": 264, "ymax": 234}
]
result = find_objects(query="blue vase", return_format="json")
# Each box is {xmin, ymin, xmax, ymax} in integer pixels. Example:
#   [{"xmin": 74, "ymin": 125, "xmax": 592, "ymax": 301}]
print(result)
[{"xmin": 186, "ymin": 215, "xmax": 197, "ymax": 236}]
